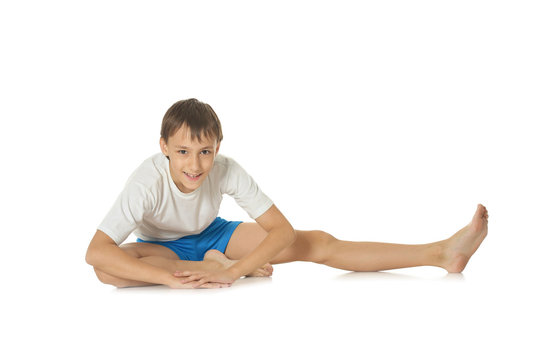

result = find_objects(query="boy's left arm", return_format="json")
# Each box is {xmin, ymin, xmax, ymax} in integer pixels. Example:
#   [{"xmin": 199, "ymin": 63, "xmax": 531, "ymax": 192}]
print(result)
[
  {"xmin": 228, "ymin": 204, "xmax": 296, "ymax": 279},
  {"xmin": 176, "ymin": 205, "xmax": 296, "ymax": 287}
]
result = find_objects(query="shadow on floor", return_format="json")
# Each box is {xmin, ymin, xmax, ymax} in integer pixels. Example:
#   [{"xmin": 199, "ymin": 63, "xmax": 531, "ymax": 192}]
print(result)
[
  {"xmin": 114, "ymin": 275, "xmax": 273, "ymax": 293},
  {"xmin": 335, "ymin": 271, "xmax": 465, "ymax": 282}
]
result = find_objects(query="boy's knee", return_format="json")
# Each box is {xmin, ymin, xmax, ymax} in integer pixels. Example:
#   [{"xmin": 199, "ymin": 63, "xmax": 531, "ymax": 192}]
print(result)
[
  {"xmin": 93, "ymin": 267, "xmax": 129, "ymax": 288},
  {"xmin": 306, "ymin": 230, "xmax": 336, "ymax": 264}
]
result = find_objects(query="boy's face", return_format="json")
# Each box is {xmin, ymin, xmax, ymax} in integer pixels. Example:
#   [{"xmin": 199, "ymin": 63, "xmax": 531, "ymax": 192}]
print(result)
[{"xmin": 160, "ymin": 125, "xmax": 220, "ymax": 194}]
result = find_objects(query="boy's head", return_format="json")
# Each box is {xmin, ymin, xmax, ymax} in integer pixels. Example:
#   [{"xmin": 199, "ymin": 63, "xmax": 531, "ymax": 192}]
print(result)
[
  {"xmin": 159, "ymin": 98, "xmax": 223, "ymax": 194},
  {"xmin": 160, "ymin": 98, "xmax": 223, "ymax": 146}
]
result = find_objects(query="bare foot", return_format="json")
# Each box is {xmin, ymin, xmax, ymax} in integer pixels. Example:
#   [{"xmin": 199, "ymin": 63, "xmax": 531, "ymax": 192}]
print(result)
[
  {"xmin": 204, "ymin": 250, "xmax": 274, "ymax": 277},
  {"xmin": 440, "ymin": 204, "xmax": 489, "ymax": 273}
]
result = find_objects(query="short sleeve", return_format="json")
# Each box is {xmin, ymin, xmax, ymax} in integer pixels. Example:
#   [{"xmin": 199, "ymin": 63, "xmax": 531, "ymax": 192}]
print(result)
[
  {"xmin": 97, "ymin": 182, "xmax": 151, "ymax": 245},
  {"xmin": 221, "ymin": 158, "xmax": 274, "ymax": 219}
]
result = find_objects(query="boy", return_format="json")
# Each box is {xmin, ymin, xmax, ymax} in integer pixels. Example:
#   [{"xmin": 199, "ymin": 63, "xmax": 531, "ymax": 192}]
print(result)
[{"xmin": 85, "ymin": 98, "xmax": 489, "ymax": 289}]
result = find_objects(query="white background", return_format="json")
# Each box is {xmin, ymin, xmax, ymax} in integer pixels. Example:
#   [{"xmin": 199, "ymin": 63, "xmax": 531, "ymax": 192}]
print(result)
[{"xmin": 1, "ymin": 1, "xmax": 539, "ymax": 359}]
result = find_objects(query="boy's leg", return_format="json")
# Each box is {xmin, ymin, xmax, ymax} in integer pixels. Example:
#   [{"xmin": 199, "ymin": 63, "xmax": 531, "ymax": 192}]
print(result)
[
  {"xmin": 93, "ymin": 242, "xmax": 226, "ymax": 288},
  {"xmin": 225, "ymin": 204, "xmax": 489, "ymax": 273}
]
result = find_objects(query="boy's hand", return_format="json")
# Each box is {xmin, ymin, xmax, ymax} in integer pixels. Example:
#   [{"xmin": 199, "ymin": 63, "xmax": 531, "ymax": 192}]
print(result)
[
  {"xmin": 172, "ymin": 269, "xmax": 239, "ymax": 288},
  {"xmin": 166, "ymin": 274, "xmax": 231, "ymax": 289}
]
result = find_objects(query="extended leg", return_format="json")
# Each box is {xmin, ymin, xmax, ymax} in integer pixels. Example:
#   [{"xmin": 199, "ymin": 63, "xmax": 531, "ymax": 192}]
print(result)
[
  {"xmin": 306, "ymin": 237, "xmax": 443, "ymax": 271},
  {"xmin": 226, "ymin": 204, "xmax": 489, "ymax": 273}
]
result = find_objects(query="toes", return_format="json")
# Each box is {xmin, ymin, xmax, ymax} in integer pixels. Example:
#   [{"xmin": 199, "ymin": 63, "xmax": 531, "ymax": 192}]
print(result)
[{"xmin": 476, "ymin": 204, "xmax": 489, "ymax": 219}]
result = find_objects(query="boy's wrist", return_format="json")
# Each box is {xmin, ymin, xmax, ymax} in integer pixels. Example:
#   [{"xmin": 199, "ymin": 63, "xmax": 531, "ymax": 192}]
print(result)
[{"xmin": 161, "ymin": 272, "xmax": 180, "ymax": 287}]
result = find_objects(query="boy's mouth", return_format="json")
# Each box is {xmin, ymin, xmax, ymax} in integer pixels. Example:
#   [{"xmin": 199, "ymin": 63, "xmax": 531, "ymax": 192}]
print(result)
[{"xmin": 183, "ymin": 171, "xmax": 202, "ymax": 181}]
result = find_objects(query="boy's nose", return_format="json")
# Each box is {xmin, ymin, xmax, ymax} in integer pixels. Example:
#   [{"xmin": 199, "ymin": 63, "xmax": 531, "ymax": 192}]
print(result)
[{"xmin": 188, "ymin": 156, "xmax": 201, "ymax": 170}]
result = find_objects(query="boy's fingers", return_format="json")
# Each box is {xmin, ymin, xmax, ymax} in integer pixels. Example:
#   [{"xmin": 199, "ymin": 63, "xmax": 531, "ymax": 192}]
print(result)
[
  {"xmin": 174, "ymin": 271, "xmax": 208, "ymax": 283},
  {"xmin": 196, "ymin": 282, "xmax": 212, "ymax": 289},
  {"xmin": 180, "ymin": 274, "xmax": 204, "ymax": 284},
  {"xmin": 198, "ymin": 283, "xmax": 216, "ymax": 289},
  {"xmin": 195, "ymin": 279, "xmax": 208, "ymax": 287},
  {"xmin": 174, "ymin": 271, "xmax": 225, "ymax": 287},
  {"xmin": 174, "ymin": 270, "xmax": 199, "ymax": 277},
  {"xmin": 182, "ymin": 280, "xmax": 211, "ymax": 288},
  {"xmin": 194, "ymin": 277, "xmax": 212, "ymax": 288},
  {"xmin": 199, "ymin": 282, "xmax": 229, "ymax": 289}
]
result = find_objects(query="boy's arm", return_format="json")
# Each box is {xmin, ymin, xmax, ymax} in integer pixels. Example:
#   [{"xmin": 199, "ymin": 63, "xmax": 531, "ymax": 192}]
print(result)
[
  {"xmin": 226, "ymin": 204, "xmax": 296, "ymax": 279},
  {"xmin": 85, "ymin": 230, "xmax": 176, "ymax": 287},
  {"xmin": 177, "ymin": 205, "xmax": 296, "ymax": 287}
]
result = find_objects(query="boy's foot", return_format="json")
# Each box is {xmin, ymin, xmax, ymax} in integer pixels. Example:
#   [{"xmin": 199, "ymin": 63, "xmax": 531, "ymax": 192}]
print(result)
[
  {"xmin": 440, "ymin": 204, "xmax": 489, "ymax": 273},
  {"xmin": 204, "ymin": 249, "xmax": 274, "ymax": 277}
]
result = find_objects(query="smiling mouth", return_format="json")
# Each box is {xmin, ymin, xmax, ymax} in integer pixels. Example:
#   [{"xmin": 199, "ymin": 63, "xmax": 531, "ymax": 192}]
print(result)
[{"xmin": 184, "ymin": 172, "xmax": 202, "ymax": 180}]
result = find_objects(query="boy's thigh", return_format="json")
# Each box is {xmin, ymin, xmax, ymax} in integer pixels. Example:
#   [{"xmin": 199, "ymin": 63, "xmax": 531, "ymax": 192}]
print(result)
[
  {"xmin": 224, "ymin": 222, "xmax": 267, "ymax": 260},
  {"xmin": 225, "ymin": 222, "xmax": 313, "ymax": 263},
  {"xmin": 119, "ymin": 242, "xmax": 180, "ymax": 260}
]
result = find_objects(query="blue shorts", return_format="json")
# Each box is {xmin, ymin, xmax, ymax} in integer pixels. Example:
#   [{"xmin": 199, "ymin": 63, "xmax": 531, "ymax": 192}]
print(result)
[{"xmin": 136, "ymin": 217, "xmax": 243, "ymax": 261}]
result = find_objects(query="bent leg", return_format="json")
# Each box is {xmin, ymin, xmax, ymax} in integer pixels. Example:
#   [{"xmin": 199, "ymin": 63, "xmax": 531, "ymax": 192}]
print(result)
[{"xmin": 93, "ymin": 242, "xmax": 223, "ymax": 288}]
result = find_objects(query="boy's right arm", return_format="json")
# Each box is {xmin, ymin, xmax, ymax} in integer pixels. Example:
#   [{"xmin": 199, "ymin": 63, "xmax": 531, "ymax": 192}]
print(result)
[{"xmin": 85, "ymin": 230, "xmax": 175, "ymax": 287}]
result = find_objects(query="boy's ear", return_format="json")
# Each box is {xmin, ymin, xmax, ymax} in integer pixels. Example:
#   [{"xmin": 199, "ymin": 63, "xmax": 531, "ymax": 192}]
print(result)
[
  {"xmin": 215, "ymin": 141, "xmax": 220, "ymax": 155},
  {"xmin": 159, "ymin": 138, "xmax": 168, "ymax": 156}
]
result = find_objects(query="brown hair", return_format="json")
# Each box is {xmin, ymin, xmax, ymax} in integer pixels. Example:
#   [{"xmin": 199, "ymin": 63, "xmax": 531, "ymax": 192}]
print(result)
[{"xmin": 161, "ymin": 98, "xmax": 223, "ymax": 144}]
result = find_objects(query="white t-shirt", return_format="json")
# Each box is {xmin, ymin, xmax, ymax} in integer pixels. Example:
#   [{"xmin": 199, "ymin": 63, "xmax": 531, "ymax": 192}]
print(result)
[{"xmin": 98, "ymin": 153, "xmax": 274, "ymax": 245}]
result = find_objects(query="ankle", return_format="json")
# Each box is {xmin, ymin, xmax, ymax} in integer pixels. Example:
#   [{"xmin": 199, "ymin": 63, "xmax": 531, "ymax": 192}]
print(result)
[
  {"xmin": 426, "ymin": 241, "xmax": 446, "ymax": 268},
  {"xmin": 202, "ymin": 258, "xmax": 224, "ymax": 271}
]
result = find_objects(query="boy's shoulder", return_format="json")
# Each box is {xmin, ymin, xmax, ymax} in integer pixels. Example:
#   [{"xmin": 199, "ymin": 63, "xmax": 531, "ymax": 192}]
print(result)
[
  {"xmin": 125, "ymin": 153, "xmax": 168, "ymax": 189},
  {"xmin": 212, "ymin": 153, "xmax": 244, "ymax": 176},
  {"xmin": 213, "ymin": 153, "xmax": 233, "ymax": 168}
]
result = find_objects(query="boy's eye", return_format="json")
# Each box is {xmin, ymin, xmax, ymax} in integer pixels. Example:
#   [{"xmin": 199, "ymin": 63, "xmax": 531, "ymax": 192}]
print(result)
[{"xmin": 178, "ymin": 150, "xmax": 211, "ymax": 155}]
